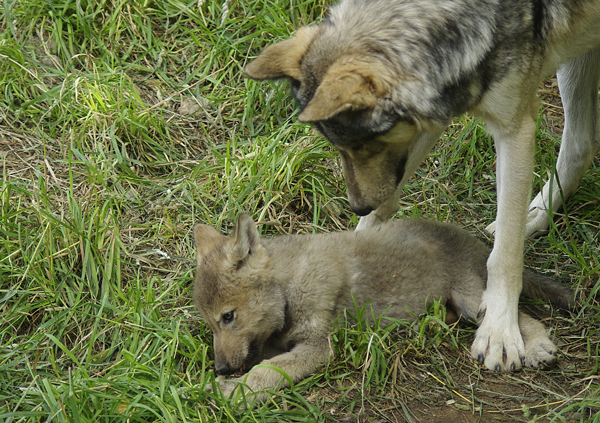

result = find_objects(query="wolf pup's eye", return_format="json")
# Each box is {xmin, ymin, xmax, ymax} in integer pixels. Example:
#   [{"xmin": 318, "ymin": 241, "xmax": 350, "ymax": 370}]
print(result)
[{"xmin": 222, "ymin": 311, "xmax": 234, "ymax": 324}]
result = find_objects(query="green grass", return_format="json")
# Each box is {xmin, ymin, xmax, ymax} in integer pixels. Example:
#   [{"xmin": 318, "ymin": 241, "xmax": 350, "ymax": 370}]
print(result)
[{"xmin": 1, "ymin": 1, "xmax": 599, "ymax": 422}]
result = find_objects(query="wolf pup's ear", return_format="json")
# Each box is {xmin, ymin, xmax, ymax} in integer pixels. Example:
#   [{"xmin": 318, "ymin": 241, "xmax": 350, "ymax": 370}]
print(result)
[
  {"xmin": 194, "ymin": 224, "xmax": 224, "ymax": 265},
  {"xmin": 245, "ymin": 26, "xmax": 319, "ymax": 81},
  {"xmin": 230, "ymin": 214, "xmax": 260, "ymax": 264},
  {"xmin": 299, "ymin": 59, "xmax": 393, "ymax": 123}
]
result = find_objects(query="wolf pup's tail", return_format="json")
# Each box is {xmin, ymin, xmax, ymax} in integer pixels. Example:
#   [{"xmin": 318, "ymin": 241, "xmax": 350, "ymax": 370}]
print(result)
[{"xmin": 521, "ymin": 269, "xmax": 575, "ymax": 310}]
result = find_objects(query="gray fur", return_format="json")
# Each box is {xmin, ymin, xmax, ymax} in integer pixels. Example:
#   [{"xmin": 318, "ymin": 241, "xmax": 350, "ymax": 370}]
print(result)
[{"xmin": 193, "ymin": 215, "xmax": 573, "ymax": 401}]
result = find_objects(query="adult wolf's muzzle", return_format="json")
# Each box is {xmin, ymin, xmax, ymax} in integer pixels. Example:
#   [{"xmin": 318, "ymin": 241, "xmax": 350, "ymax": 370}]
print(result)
[{"xmin": 338, "ymin": 146, "xmax": 408, "ymax": 215}]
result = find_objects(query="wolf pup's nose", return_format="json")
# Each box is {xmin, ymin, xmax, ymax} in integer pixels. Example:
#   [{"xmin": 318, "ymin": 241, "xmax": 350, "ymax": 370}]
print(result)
[{"xmin": 215, "ymin": 363, "xmax": 231, "ymax": 375}]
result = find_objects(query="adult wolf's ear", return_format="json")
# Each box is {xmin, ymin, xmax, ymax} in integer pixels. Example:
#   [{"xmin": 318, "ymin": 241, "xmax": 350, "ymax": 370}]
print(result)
[
  {"xmin": 230, "ymin": 214, "xmax": 260, "ymax": 264},
  {"xmin": 245, "ymin": 26, "xmax": 319, "ymax": 81},
  {"xmin": 298, "ymin": 60, "xmax": 394, "ymax": 123},
  {"xmin": 194, "ymin": 224, "xmax": 225, "ymax": 266}
]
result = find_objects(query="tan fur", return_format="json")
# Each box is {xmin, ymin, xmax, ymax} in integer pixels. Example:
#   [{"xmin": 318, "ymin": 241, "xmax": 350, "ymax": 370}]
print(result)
[
  {"xmin": 299, "ymin": 59, "xmax": 396, "ymax": 122},
  {"xmin": 244, "ymin": 26, "xmax": 319, "ymax": 81},
  {"xmin": 193, "ymin": 214, "xmax": 573, "ymax": 402}
]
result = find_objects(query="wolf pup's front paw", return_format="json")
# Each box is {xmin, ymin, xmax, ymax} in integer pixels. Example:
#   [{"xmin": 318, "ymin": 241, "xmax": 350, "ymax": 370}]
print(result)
[
  {"xmin": 208, "ymin": 372, "xmax": 272, "ymax": 405},
  {"xmin": 218, "ymin": 379, "xmax": 245, "ymax": 398},
  {"xmin": 205, "ymin": 375, "xmax": 241, "ymax": 398}
]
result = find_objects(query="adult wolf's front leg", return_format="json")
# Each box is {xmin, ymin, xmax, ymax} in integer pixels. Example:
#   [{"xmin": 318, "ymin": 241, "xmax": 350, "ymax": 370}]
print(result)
[
  {"xmin": 356, "ymin": 192, "xmax": 401, "ymax": 231},
  {"xmin": 471, "ymin": 113, "xmax": 537, "ymax": 371}
]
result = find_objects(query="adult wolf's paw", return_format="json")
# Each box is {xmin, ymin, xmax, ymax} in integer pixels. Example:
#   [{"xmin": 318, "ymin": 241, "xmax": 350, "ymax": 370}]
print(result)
[
  {"xmin": 487, "ymin": 207, "xmax": 550, "ymax": 238},
  {"xmin": 524, "ymin": 206, "xmax": 550, "ymax": 238},
  {"xmin": 484, "ymin": 220, "xmax": 497, "ymax": 235},
  {"xmin": 471, "ymin": 307, "xmax": 525, "ymax": 371}
]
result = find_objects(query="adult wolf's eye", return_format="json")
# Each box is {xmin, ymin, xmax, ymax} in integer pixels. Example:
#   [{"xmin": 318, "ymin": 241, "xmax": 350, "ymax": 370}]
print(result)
[
  {"xmin": 222, "ymin": 311, "xmax": 234, "ymax": 323},
  {"xmin": 350, "ymin": 142, "xmax": 363, "ymax": 152}
]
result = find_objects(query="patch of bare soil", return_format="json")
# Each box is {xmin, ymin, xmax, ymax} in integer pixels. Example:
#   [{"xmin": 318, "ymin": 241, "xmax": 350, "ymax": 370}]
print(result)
[{"xmin": 310, "ymin": 332, "xmax": 596, "ymax": 423}]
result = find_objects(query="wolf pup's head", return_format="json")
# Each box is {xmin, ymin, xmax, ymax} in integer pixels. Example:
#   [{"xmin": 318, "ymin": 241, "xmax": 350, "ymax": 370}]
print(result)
[
  {"xmin": 245, "ymin": 22, "xmax": 450, "ymax": 216},
  {"xmin": 192, "ymin": 214, "xmax": 285, "ymax": 376}
]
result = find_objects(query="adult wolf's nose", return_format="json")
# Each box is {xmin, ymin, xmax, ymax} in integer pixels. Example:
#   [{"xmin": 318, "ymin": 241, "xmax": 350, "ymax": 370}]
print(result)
[
  {"xmin": 215, "ymin": 362, "xmax": 232, "ymax": 375},
  {"xmin": 350, "ymin": 204, "xmax": 374, "ymax": 216}
]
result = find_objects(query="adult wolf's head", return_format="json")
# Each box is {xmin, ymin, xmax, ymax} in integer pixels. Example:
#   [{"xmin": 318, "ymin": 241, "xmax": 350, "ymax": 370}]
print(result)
[
  {"xmin": 245, "ymin": 26, "xmax": 422, "ymax": 215},
  {"xmin": 192, "ymin": 215, "xmax": 285, "ymax": 376},
  {"xmin": 245, "ymin": 1, "xmax": 490, "ymax": 216}
]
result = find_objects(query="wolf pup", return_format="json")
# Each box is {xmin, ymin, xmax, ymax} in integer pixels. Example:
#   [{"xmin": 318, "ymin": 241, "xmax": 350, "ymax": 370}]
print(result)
[
  {"xmin": 193, "ymin": 214, "xmax": 573, "ymax": 400},
  {"xmin": 244, "ymin": 0, "xmax": 600, "ymax": 371}
]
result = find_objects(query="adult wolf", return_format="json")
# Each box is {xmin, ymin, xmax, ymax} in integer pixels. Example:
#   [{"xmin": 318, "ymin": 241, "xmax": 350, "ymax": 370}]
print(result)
[
  {"xmin": 244, "ymin": 0, "xmax": 600, "ymax": 371},
  {"xmin": 193, "ymin": 214, "xmax": 573, "ymax": 399}
]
